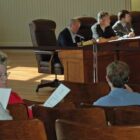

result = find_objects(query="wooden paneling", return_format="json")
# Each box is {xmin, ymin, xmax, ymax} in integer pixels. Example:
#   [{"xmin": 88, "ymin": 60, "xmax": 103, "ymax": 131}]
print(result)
[{"xmin": 59, "ymin": 49, "xmax": 115, "ymax": 83}]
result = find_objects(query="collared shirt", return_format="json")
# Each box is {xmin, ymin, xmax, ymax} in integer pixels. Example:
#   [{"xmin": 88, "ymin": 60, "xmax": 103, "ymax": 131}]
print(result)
[
  {"xmin": 93, "ymin": 88, "xmax": 140, "ymax": 107},
  {"xmin": 67, "ymin": 27, "xmax": 76, "ymax": 43},
  {"xmin": 113, "ymin": 21, "xmax": 134, "ymax": 37},
  {"xmin": 120, "ymin": 21, "xmax": 134, "ymax": 33},
  {"xmin": 91, "ymin": 23, "xmax": 116, "ymax": 39}
]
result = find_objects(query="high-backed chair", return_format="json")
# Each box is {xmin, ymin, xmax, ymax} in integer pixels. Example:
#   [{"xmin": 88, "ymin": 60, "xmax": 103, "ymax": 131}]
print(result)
[
  {"xmin": 0, "ymin": 119, "xmax": 47, "ymax": 140},
  {"xmin": 56, "ymin": 119, "xmax": 140, "ymax": 140},
  {"xmin": 29, "ymin": 19, "xmax": 63, "ymax": 92},
  {"xmin": 131, "ymin": 11, "xmax": 140, "ymax": 36},
  {"xmin": 77, "ymin": 17, "xmax": 97, "ymax": 40},
  {"xmin": 32, "ymin": 106, "xmax": 106, "ymax": 140}
]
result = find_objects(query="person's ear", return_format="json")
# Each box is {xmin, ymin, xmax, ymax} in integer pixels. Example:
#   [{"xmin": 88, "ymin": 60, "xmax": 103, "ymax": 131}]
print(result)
[
  {"xmin": 106, "ymin": 75, "xmax": 110, "ymax": 83},
  {"xmin": 106, "ymin": 75, "xmax": 113, "ymax": 88}
]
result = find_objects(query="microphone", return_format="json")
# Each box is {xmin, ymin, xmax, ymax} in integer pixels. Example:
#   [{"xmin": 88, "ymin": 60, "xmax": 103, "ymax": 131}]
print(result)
[{"xmin": 75, "ymin": 34, "xmax": 85, "ymax": 40}]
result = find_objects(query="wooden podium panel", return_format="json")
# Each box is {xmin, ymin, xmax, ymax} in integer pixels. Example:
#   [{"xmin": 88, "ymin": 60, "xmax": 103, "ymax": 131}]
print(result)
[
  {"xmin": 97, "ymin": 51, "xmax": 116, "ymax": 82},
  {"xmin": 59, "ymin": 49, "xmax": 115, "ymax": 83},
  {"xmin": 59, "ymin": 49, "xmax": 93, "ymax": 83}
]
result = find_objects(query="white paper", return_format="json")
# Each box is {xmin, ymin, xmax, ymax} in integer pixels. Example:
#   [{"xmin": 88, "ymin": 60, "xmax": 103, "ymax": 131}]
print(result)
[
  {"xmin": 43, "ymin": 84, "xmax": 70, "ymax": 108},
  {"xmin": 0, "ymin": 88, "xmax": 11, "ymax": 109},
  {"xmin": 109, "ymin": 36, "xmax": 140, "ymax": 42}
]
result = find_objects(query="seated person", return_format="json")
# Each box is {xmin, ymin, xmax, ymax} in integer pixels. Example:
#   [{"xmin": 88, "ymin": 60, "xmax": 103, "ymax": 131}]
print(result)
[
  {"xmin": 58, "ymin": 18, "xmax": 81, "ymax": 47},
  {"xmin": 91, "ymin": 11, "xmax": 118, "ymax": 43},
  {"xmin": 0, "ymin": 52, "xmax": 32, "ymax": 118},
  {"xmin": 93, "ymin": 61, "xmax": 140, "ymax": 106},
  {"xmin": 113, "ymin": 10, "xmax": 135, "ymax": 38}
]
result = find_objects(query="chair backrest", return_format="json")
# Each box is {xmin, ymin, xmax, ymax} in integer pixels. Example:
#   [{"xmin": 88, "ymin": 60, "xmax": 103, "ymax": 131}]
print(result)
[
  {"xmin": 62, "ymin": 82, "xmax": 109, "ymax": 105},
  {"xmin": 95, "ymin": 106, "xmax": 140, "ymax": 126},
  {"xmin": 7, "ymin": 103, "xmax": 29, "ymax": 120},
  {"xmin": 80, "ymin": 105, "xmax": 140, "ymax": 126},
  {"xmin": 56, "ymin": 119, "xmax": 140, "ymax": 140},
  {"xmin": 29, "ymin": 19, "xmax": 57, "ymax": 47},
  {"xmin": 77, "ymin": 17, "xmax": 97, "ymax": 40},
  {"xmin": 110, "ymin": 15, "xmax": 118, "ymax": 27},
  {"xmin": 111, "ymin": 106, "xmax": 140, "ymax": 125},
  {"xmin": 32, "ymin": 106, "xmax": 106, "ymax": 140},
  {"xmin": 0, "ymin": 119, "xmax": 47, "ymax": 140},
  {"xmin": 131, "ymin": 11, "xmax": 140, "ymax": 36}
]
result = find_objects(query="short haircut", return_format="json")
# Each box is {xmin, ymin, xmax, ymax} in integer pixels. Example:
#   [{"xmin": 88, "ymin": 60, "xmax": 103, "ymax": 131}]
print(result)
[
  {"xmin": 118, "ymin": 10, "xmax": 130, "ymax": 20},
  {"xmin": 69, "ymin": 18, "xmax": 80, "ymax": 26},
  {"xmin": 106, "ymin": 61, "xmax": 130, "ymax": 88},
  {"xmin": 97, "ymin": 11, "xmax": 109, "ymax": 21}
]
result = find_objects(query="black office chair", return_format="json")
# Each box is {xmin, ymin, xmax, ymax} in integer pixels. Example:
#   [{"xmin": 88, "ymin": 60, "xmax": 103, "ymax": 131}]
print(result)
[
  {"xmin": 77, "ymin": 17, "xmax": 97, "ymax": 41},
  {"xmin": 29, "ymin": 19, "xmax": 63, "ymax": 92}
]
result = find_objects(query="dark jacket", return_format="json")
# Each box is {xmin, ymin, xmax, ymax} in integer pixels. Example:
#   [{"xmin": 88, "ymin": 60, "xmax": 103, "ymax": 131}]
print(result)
[
  {"xmin": 113, "ymin": 21, "xmax": 134, "ymax": 37},
  {"xmin": 58, "ymin": 28, "xmax": 80, "ymax": 47}
]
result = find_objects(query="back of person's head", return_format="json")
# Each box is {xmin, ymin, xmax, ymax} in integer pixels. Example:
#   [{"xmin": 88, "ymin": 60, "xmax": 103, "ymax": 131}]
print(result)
[
  {"xmin": 118, "ymin": 10, "xmax": 130, "ymax": 21},
  {"xmin": 97, "ymin": 11, "xmax": 109, "ymax": 22},
  {"xmin": 0, "ymin": 51, "xmax": 7, "ymax": 65},
  {"xmin": 106, "ymin": 61, "xmax": 130, "ymax": 88}
]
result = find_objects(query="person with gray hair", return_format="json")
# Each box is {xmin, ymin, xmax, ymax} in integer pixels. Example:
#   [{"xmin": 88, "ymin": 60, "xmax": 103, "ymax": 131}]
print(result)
[
  {"xmin": 58, "ymin": 18, "xmax": 81, "ymax": 47},
  {"xmin": 91, "ymin": 11, "xmax": 118, "ymax": 43},
  {"xmin": 94, "ymin": 61, "xmax": 140, "ymax": 106},
  {"xmin": 0, "ymin": 51, "xmax": 13, "ymax": 120}
]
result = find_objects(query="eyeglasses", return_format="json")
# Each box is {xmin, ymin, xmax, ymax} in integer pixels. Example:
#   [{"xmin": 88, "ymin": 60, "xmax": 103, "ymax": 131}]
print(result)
[{"xmin": 0, "ymin": 72, "xmax": 10, "ymax": 80}]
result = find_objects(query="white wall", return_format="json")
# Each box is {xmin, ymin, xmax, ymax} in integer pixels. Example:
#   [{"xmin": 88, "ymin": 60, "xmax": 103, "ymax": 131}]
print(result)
[{"xmin": 0, "ymin": 0, "xmax": 131, "ymax": 46}]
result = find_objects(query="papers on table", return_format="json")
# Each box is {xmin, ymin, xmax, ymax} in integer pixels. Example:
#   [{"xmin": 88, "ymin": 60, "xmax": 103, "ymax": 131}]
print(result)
[
  {"xmin": 109, "ymin": 36, "xmax": 140, "ymax": 42},
  {"xmin": 0, "ymin": 88, "xmax": 11, "ymax": 109},
  {"xmin": 43, "ymin": 84, "xmax": 71, "ymax": 108}
]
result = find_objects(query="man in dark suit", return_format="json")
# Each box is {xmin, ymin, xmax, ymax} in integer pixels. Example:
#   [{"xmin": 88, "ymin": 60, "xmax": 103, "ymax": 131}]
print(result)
[
  {"xmin": 113, "ymin": 10, "xmax": 135, "ymax": 38},
  {"xmin": 58, "ymin": 19, "xmax": 81, "ymax": 47}
]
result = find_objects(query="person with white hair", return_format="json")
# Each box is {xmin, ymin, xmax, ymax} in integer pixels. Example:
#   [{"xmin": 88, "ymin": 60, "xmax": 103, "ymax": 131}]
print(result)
[{"xmin": 58, "ymin": 18, "xmax": 81, "ymax": 47}]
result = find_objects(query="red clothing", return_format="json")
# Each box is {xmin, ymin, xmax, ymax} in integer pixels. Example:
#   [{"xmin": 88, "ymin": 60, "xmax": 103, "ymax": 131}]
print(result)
[
  {"xmin": 8, "ymin": 91, "xmax": 24, "ymax": 104},
  {"xmin": 8, "ymin": 91, "xmax": 33, "ymax": 119}
]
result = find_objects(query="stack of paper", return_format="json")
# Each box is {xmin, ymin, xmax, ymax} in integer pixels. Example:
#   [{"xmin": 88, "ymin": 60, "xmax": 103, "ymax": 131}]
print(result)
[
  {"xmin": 0, "ymin": 88, "xmax": 11, "ymax": 109},
  {"xmin": 43, "ymin": 84, "xmax": 70, "ymax": 108}
]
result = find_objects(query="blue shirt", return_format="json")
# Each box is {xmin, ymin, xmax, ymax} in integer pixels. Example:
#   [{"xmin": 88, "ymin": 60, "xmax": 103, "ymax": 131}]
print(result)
[{"xmin": 93, "ymin": 88, "xmax": 140, "ymax": 106}]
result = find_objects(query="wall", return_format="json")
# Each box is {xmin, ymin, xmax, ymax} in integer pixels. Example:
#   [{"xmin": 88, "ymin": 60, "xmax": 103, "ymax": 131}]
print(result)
[
  {"xmin": 0, "ymin": 0, "xmax": 131, "ymax": 46},
  {"xmin": 131, "ymin": 0, "xmax": 140, "ymax": 11}
]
